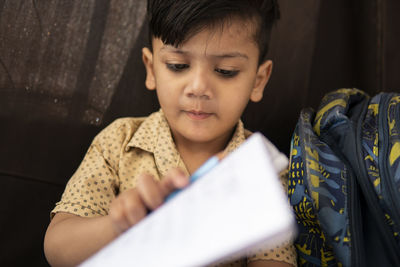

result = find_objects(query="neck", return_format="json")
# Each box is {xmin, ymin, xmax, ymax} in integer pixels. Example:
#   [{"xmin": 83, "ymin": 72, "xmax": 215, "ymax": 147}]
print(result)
[{"xmin": 173, "ymin": 131, "xmax": 233, "ymax": 174}]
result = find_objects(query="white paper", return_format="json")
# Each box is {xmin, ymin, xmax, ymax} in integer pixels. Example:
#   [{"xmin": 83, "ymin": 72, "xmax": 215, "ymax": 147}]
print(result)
[{"xmin": 81, "ymin": 132, "xmax": 296, "ymax": 267}]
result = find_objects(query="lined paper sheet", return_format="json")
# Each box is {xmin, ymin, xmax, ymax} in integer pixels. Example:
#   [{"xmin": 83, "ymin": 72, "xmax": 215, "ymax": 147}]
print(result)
[{"xmin": 81, "ymin": 132, "xmax": 296, "ymax": 267}]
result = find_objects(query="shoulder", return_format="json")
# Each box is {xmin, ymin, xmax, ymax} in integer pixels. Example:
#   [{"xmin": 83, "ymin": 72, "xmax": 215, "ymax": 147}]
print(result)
[
  {"xmin": 92, "ymin": 111, "xmax": 164, "ymax": 151},
  {"xmin": 93, "ymin": 110, "xmax": 167, "ymax": 151},
  {"xmin": 94, "ymin": 117, "xmax": 145, "ymax": 144},
  {"xmin": 102, "ymin": 117, "xmax": 146, "ymax": 135}
]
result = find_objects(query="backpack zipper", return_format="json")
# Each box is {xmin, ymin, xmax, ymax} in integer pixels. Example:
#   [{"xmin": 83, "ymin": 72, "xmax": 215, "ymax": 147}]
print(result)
[
  {"xmin": 320, "ymin": 132, "xmax": 364, "ymax": 267},
  {"xmin": 348, "ymin": 99, "xmax": 371, "ymax": 267},
  {"xmin": 347, "ymin": 165, "xmax": 363, "ymax": 267}
]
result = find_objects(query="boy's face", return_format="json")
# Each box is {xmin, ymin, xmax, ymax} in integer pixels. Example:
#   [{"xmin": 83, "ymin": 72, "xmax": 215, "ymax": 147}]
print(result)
[{"xmin": 142, "ymin": 18, "xmax": 272, "ymax": 147}]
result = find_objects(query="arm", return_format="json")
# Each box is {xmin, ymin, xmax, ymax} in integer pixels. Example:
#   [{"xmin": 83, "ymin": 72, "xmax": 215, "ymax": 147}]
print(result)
[
  {"xmin": 44, "ymin": 169, "xmax": 189, "ymax": 267},
  {"xmin": 44, "ymin": 212, "xmax": 116, "ymax": 267}
]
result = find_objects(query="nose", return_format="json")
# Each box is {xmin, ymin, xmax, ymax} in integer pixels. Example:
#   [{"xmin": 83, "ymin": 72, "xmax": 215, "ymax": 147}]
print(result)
[{"xmin": 185, "ymin": 68, "xmax": 212, "ymax": 99}]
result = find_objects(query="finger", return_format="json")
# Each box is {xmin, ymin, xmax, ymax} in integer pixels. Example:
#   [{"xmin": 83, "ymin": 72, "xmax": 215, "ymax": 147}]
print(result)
[
  {"xmin": 109, "ymin": 189, "xmax": 147, "ymax": 233},
  {"xmin": 136, "ymin": 173, "xmax": 165, "ymax": 210},
  {"xmin": 121, "ymin": 190, "xmax": 147, "ymax": 226},
  {"xmin": 109, "ymin": 197, "xmax": 132, "ymax": 234},
  {"xmin": 159, "ymin": 168, "xmax": 189, "ymax": 198},
  {"xmin": 215, "ymin": 151, "xmax": 227, "ymax": 161}
]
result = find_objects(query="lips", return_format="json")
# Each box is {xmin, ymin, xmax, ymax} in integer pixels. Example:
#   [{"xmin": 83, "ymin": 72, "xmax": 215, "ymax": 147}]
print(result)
[{"xmin": 185, "ymin": 110, "xmax": 212, "ymax": 120}]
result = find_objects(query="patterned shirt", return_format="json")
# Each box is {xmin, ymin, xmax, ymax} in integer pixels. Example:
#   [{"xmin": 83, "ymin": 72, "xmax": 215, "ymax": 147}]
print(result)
[{"xmin": 52, "ymin": 110, "xmax": 297, "ymax": 266}]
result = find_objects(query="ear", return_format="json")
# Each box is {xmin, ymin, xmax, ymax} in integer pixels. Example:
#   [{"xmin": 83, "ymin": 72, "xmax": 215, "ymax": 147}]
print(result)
[
  {"xmin": 250, "ymin": 60, "xmax": 273, "ymax": 102},
  {"xmin": 142, "ymin": 47, "xmax": 156, "ymax": 90}
]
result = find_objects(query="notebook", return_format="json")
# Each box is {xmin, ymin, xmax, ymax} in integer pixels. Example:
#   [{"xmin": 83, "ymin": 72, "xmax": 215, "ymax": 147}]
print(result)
[{"xmin": 80, "ymin": 132, "xmax": 297, "ymax": 267}]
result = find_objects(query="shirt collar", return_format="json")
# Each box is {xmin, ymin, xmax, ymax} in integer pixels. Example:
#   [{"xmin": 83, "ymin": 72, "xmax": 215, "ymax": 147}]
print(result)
[
  {"xmin": 224, "ymin": 119, "xmax": 247, "ymax": 154},
  {"xmin": 127, "ymin": 110, "xmax": 182, "ymax": 177},
  {"xmin": 127, "ymin": 110, "xmax": 248, "ymax": 176}
]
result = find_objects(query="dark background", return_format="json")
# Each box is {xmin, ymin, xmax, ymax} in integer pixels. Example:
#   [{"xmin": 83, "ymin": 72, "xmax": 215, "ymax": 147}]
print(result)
[{"xmin": 0, "ymin": 0, "xmax": 399, "ymax": 266}]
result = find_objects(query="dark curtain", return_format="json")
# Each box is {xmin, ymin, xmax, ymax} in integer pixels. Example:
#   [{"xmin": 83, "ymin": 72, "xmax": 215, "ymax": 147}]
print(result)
[{"xmin": 0, "ymin": 0, "xmax": 399, "ymax": 266}]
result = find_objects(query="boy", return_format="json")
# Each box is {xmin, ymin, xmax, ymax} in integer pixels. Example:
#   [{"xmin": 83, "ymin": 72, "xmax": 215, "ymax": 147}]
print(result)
[{"xmin": 44, "ymin": 0, "xmax": 297, "ymax": 266}]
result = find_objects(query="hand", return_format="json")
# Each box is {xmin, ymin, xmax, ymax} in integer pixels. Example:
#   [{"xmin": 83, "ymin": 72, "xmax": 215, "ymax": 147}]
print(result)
[{"xmin": 109, "ymin": 168, "xmax": 189, "ymax": 235}]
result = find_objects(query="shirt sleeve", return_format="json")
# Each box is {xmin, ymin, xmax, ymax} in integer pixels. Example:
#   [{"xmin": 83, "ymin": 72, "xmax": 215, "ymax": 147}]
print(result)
[
  {"xmin": 246, "ymin": 239, "xmax": 297, "ymax": 266},
  {"xmin": 247, "ymin": 169, "xmax": 297, "ymax": 266},
  {"xmin": 51, "ymin": 120, "xmax": 127, "ymax": 218}
]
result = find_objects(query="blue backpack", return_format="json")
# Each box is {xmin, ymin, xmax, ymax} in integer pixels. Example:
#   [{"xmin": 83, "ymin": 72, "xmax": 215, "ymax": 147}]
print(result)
[{"xmin": 288, "ymin": 88, "xmax": 400, "ymax": 266}]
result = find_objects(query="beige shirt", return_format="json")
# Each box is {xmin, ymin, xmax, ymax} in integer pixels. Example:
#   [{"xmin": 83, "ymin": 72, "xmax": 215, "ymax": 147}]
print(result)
[{"xmin": 52, "ymin": 110, "xmax": 297, "ymax": 266}]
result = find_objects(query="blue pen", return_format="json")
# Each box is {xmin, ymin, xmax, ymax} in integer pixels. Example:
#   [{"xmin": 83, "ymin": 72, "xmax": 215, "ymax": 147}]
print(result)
[{"xmin": 166, "ymin": 156, "xmax": 220, "ymax": 201}]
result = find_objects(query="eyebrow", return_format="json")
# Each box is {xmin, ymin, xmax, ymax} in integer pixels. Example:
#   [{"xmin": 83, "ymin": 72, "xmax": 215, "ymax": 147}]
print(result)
[
  {"xmin": 213, "ymin": 52, "xmax": 249, "ymax": 60},
  {"xmin": 160, "ymin": 46, "xmax": 249, "ymax": 60}
]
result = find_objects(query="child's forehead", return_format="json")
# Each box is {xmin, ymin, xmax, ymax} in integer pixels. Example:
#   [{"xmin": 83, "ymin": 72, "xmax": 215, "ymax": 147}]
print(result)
[
  {"xmin": 196, "ymin": 17, "xmax": 257, "ymax": 40},
  {"xmin": 158, "ymin": 17, "xmax": 258, "ymax": 51}
]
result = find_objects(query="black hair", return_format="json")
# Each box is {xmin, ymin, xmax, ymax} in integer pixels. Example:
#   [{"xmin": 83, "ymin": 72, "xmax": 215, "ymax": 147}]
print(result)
[{"xmin": 147, "ymin": 0, "xmax": 280, "ymax": 64}]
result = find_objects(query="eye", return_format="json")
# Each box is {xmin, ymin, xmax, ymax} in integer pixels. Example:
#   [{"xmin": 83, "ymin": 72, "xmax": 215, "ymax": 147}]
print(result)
[
  {"xmin": 215, "ymin": 68, "xmax": 239, "ymax": 78},
  {"xmin": 166, "ymin": 63, "xmax": 189, "ymax": 72}
]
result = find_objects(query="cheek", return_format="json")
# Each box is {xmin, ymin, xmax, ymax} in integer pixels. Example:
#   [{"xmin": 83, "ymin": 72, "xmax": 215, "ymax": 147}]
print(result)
[
  {"xmin": 154, "ymin": 71, "xmax": 177, "ymax": 106},
  {"xmin": 156, "ymin": 87, "xmax": 176, "ymax": 110},
  {"xmin": 220, "ymin": 80, "xmax": 253, "ymax": 107},
  {"xmin": 219, "ymin": 90, "xmax": 250, "ymax": 119}
]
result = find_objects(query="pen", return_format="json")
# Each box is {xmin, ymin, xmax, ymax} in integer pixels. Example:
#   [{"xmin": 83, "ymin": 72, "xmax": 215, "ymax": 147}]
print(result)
[{"xmin": 166, "ymin": 155, "xmax": 220, "ymax": 201}]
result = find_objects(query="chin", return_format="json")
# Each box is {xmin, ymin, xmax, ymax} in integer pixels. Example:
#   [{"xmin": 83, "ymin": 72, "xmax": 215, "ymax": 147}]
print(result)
[{"xmin": 181, "ymin": 129, "xmax": 215, "ymax": 143}]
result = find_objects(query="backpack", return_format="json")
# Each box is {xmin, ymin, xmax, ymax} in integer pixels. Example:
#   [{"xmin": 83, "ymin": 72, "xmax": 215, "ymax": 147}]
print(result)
[{"xmin": 288, "ymin": 88, "xmax": 400, "ymax": 266}]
